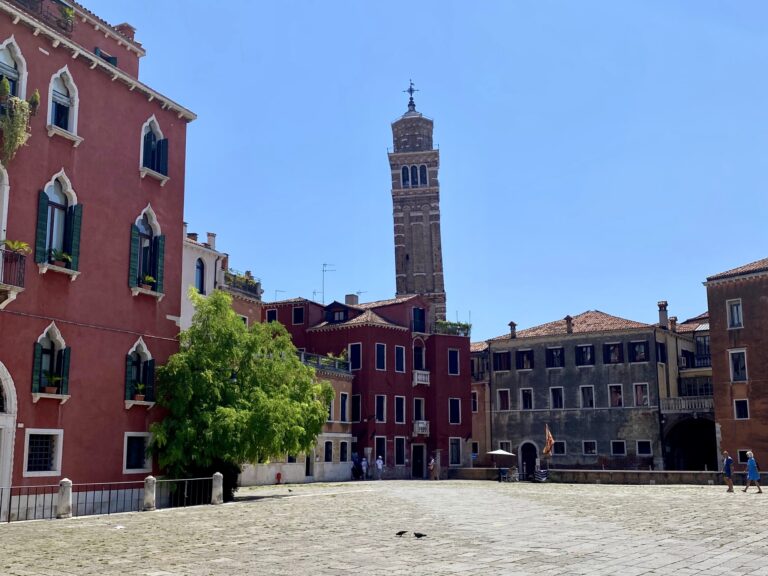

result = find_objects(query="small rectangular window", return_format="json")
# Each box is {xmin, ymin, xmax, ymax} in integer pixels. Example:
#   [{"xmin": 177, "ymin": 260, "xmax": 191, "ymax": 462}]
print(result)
[
  {"xmin": 449, "ymin": 437, "xmax": 461, "ymax": 466},
  {"xmin": 550, "ymin": 387, "xmax": 564, "ymax": 409},
  {"xmin": 552, "ymin": 441, "xmax": 566, "ymax": 455},
  {"xmin": 516, "ymin": 350, "xmax": 534, "ymax": 370},
  {"xmin": 351, "ymin": 394, "xmax": 361, "ymax": 422},
  {"xmin": 656, "ymin": 342, "xmax": 667, "ymax": 364},
  {"xmin": 520, "ymin": 388, "xmax": 533, "ymax": 410},
  {"xmin": 395, "ymin": 396, "xmax": 405, "ymax": 424},
  {"xmin": 395, "ymin": 345, "xmax": 405, "ymax": 373},
  {"xmin": 637, "ymin": 440, "xmax": 652, "ymax": 456},
  {"xmin": 730, "ymin": 350, "xmax": 747, "ymax": 382},
  {"xmin": 546, "ymin": 347, "xmax": 564, "ymax": 368},
  {"xmin": 340, "ymin": 442, "xmax": 348, "ymax": 462},
  {"xmin": 292, "ymin": 306, "xmax": 305, "ymax": 325},
  {"xmin": 498, "ymin": 389, "xmax": 510, "ymax": 411},
  {"xmin": 26, "ymin": 433, "xmax": 58, "ymax": 473},
  {"xmin": 603, "ymin": 343, "xmax": 624, "ymax": 364},
  {"xmin": 738, "ymin": 450, "xmax": 750, "ymax": 464},
  {"xmin": 124, "ymin": 434, "xmax": 151, "ymax": 472},
  {"xmin": 324, "ymin": 441, "xmax": 333, "ymax": 462},
  {"xmin": 634, "ymin": 383, "xmax": 649, "ymax": 407},
  {"xmin": 412, "ymin": 307, "xmax": 426, "ymax": 332},
  {"xmin": 340, "ymin": 392, "xmax": 348, "ymax": 422},
  {"xmin": 375, "ymin": 395, "xmax": 386, "ymax": 422},
  {"xmin": 376, "ymin": 343, "xmax": 386, "ymax": 371},
  {"xmin": 449, "ymin": 398, "xmax": 461, "ymax": 424},
  {"xmin": 576, "ymin": 345, "xmax": 594, "ymax": 366},
  {"xmin": 734, "ymin": 399, "xmax": 750, "ymax": 420},
  {"xmin": 500, "ymin": 441, "xmax": 512, "ymax": 453},
  {"xmin": 609, "ymin": 384, "xmax": 623, "ymax": 407},
  {"xmin": 395, "ymin": 437, "xmax": 406, "ymax": 466},
  {"xmin": 471, "ymin": 391, "xmax": 478, "ymax": 412},
  {"xmin": 727, "ymin": 299, "xmax": 743, "ymax": 329},
  {"xmin": 611, "ymin": 440, "xmax": 626, "ymax": 456},
  {"xmin": 493, "ymin": 351, "xmax": 511, "ymax": 371},
  {"xmin": 448, "ymin": 349, "xmax": 460, "ymax": 375},
  {"xmin": 628, "ymin": 341, "xmax": 648, "ymax": 363},
  {"xmin": 583, "ymin": 440, "xmax": 597, "ymax": 455},
  {"xmin": 580, "ymin": 386, "xmax": 595, "ymax": 409},
  {"xmin": 266, "ymin": 309, "xmax": 277, "ymax": 323},
  {"xmin": 349, "ymin": 343, "xmax": 362, "ymax": 371}
]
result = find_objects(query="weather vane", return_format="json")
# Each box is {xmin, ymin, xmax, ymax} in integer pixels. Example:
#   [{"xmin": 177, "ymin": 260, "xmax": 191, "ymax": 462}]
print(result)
[{"xmin": 403, "ymin": 79, "xmax": 418, "ymax": 111}]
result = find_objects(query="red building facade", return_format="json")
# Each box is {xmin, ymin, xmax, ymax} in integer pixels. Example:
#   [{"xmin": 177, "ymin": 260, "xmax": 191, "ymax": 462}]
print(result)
[{"xmin": 0, "ymin": 0, "xmax": 193, "ymax": 490}]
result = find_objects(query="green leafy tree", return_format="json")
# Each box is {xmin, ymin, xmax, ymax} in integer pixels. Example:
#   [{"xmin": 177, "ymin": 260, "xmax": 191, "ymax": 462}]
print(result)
[{"xmin": 151, "ymin": 289, "xmax": 333, "ymax": 499}]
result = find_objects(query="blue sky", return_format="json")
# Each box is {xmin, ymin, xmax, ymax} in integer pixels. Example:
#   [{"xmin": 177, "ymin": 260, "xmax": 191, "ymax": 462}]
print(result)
[{"xmin": 89, "ymin": 1, "xmax": 768, "ymax": 340}]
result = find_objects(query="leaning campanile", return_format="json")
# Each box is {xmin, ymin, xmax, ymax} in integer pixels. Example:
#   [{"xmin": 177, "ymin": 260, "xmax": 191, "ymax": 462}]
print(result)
[{"xmin": 388, "ymin": 82, "xmax": 446, "ymax": 322}]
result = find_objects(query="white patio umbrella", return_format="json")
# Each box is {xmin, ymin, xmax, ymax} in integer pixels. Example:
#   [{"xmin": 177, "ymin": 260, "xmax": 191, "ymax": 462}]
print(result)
[{"xmin": 487, "ymin": 449, "xmax": 515, "ymax": 456}]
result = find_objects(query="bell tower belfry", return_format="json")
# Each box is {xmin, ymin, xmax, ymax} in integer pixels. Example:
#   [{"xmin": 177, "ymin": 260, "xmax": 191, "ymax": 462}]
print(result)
[{"xmin": 388, "ymin": 82, "xmax": 446, "ymax": 322}]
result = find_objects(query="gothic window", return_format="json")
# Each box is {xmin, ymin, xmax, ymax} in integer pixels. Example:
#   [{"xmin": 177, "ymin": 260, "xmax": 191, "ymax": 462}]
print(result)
[
  {"xmin": 34, "ymin": 173, "xmax": 83, "ymax": 270},
  {"xmin": 32, "ymin": 324, "xmax": 70, "ymax": 395},
  {"xmin": 401, "ymin": 166, "xmax": 409, "ymax": 187},
  {"xmin": 419, "ymin": 165, "xmax": 427, "ymax": 186},
  {"xmin": 0, "ymin": 388, "xmax": 4, "ymax": 412},
  {"xmin": 0, "ymin": 43, "xmax": 20, "ymax": 96},
  {"xmin": 129, "ymin": 208, "xmax": 165, "ymax": 293},
  {"xmin": 141, "ymin": 118, "xmax": 168, "ymax": 176},
  {"xmin": 125, "ymin": 339, "xmax": 155, "ymax": 402},
  {"xmin": 45, "ymin": 180, "xmax": 67, "ymax": 257},
  {"xmin": 195, "ymin": 258, "xmax": 205, "ymax": 294},
  {"xmin": 50, "ymin": 72, "xmax": 73, "ymax": 131},
  {"xmin": 410, "ymin": 165, "xmax": 418, "ymax": 187}
]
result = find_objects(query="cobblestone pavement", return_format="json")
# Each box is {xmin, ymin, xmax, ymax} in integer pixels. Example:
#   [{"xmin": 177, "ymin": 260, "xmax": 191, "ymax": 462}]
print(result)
[{"xmin": 2, "ymin": 480, "xmax": 768, "ymax": 575}]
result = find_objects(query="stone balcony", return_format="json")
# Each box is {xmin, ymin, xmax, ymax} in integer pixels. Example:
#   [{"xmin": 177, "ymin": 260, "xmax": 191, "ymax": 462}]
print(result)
[
  {"xmin": 660, "ymin": 396, "xmax": 714, "ymax": 414},
  {"xmin": 413, "ymin": 420, "xmax": 430, "ymax": 436},
  {"xmin": 412, "ymin": 370, "xmax": 430, "ymax": 387}
]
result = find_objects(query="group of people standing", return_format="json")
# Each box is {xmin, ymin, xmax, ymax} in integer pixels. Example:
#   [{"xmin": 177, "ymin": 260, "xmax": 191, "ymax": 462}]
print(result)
[
  {"xmin": 351, "ymin": 455, "xmax": 384, "ymax": 480},
  {"xmin": 722, "ymin": 450, "xmax": 763, "ymax": 493}
]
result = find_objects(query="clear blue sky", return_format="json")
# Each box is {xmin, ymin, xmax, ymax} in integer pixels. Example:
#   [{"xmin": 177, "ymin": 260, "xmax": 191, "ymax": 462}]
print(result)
[{"xmin": 89, "ymin": 1, "xmax": 768, "ymax": 341}]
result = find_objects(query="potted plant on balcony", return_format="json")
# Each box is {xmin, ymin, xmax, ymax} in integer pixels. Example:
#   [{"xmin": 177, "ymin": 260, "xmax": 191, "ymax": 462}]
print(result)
[
  {"xmin": 140, "ymin": 275, "xmax": 156, "ymax": 290},
  {"xmin": 49, "ymin": 249, "xmax": 72, "ymax": 268},
  {"xmin": 43, "ymin": 371, "xmax": 62, "ymax": 394},
  {"xmin": 133, "ymin": 381, "xmax": 146, "ymax": 402},
  {"xmin": 0, "ymin": 239, "xmax": 31, "ymax": 254}
]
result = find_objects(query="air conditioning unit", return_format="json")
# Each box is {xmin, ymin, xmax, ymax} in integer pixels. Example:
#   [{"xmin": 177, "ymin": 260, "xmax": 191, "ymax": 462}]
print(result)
[{"xmin": 679, "ymin": 356, "xmax": 688, "ymax": 368}]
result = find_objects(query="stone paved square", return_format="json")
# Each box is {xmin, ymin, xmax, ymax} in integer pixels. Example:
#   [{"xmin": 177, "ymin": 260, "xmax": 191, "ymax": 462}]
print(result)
[{"xmin": 1, "ymin": 480, "xmax": 767, "ymax": 575}]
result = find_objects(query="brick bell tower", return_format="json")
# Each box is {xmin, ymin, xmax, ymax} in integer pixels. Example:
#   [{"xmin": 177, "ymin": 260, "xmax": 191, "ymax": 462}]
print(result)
[{"xmin": 388, "ymin": 82, "xmax": 446, "ymax": 322}]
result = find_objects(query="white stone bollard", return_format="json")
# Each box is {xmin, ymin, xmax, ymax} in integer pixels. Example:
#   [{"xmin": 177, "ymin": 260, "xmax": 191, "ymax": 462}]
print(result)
[
  {"xmin": 211, "ymin": 472, "xmax": 223, "ymax": 505},
  {"xmin": 143, "ymin": 475, "xmax": 156, "ymax": 511},
  {"xmin": 56, "ymin": 478, "xmax": 72, "ymax": 519}
]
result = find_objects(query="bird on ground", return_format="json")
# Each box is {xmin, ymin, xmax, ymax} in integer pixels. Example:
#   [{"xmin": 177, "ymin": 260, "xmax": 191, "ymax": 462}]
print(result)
[
  {"xmin": 413, "ymin": 532, "xmax": 427, "ymax": 539},
  {"xmin": 395, "ymin": 531, "xmax": 408, "ymax": 537},
  {"xmin": 288, "ymin": 489, "xmax": 293, "ymax": 492}
]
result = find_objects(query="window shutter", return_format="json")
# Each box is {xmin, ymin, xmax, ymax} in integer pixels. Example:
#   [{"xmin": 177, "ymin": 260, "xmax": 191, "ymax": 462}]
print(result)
[
  {"xmin": 31, "ymin": 342, "xmax": 42, "ymax": 393},
  {"xmin": 34, "ymin": 190, "xmax": 49, "ymax": 263},
  {"xmin": 66, "ymin": 204, "xmax": 83, "ymax": 271},
  {"xmin": 156, "ymin": 138, "xmax": 169, "ymax": 176},
  {"xmin": 106, "ymin": 55, "xmax": 118, "ymax": 66},
  {"xmin": 142, "ymin": 130, "xmax": 154, "ymax": 169},
  {"xmin": 124, "ymin": 354, "xmax": 133, "ymax": 400},
  {"xmin": 153, "ymin": 235, "xmax": 165, "ymax": 294},
  {"xmin": 60, "ymin": 347, "xmax": 71, "ymax": 395},
  {"xmin": 128, "ymin": 225, "xmax": 140, "ymax": 287},
  {"xmin": 144, "ymin": 359, "xmax": 155, "ymax": 401}
]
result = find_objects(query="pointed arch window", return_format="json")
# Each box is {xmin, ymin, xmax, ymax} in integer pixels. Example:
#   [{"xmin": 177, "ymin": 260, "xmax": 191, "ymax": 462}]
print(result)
[
  {"xmin": 401, "ymin": 166, "xmax": 410, "ymax": 188},
  {"xmin": 32, "ymin": 325, "xmax": 70, "ymax": 395},
  {"xmin": 129, "ymin": 210, "xmax": 165, "ymax": 294},
  {"xmin": 419, "ymin": 165, "xmax": 427, "ymax": 187},
  {"xmin": 195, "ymin": 258, "xmax": 206, "ymax": 295},
  {"xmin": 125, "ymin": 340, "xmax": 155, "ymax": 402},
  {"xmin": 410, "ymin": 166, "xmax": 418, "ymax": 188},
  {"xmin": 0, "ymin": 44, "xmax": 19, "ymax": 97},
  {"xmin": 34, "ymin": 175, "xmax": 83, "ymax": 271},
  {"xmin": 141, "ymin": 119, "xmax": 168, "ymax": 176},
  {"xmin": 51, "ymin": 75, "xmax": 70, "ymax": 131},
  {"xmin": 47, "ymin": 69, "xmax": 79, "ymax": 138}
]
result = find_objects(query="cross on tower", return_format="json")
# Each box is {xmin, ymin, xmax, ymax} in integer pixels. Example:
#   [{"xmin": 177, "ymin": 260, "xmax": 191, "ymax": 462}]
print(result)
[{"xmin": 404, "ymin": 79, "xmax": 419, "ymax": 111}]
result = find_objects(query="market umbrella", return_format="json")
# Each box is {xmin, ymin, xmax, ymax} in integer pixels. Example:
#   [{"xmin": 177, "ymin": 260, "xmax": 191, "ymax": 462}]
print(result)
[{"xmin": 487, "ymin": 449, "xmax": 515, "ymax": 456}]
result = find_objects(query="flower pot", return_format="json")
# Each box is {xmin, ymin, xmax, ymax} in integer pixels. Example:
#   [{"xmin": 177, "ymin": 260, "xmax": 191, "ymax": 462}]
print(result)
[
  {"xmin": 53, "ymin": 260, "xmax": 67, "ymax": 268},
  {"xmin": 43, "ymin": 386, "xmax": 58, "ymax": 394},
  {"xmin": 140, "ymin": 284, "xmax": 152, "ymax": 291},
  {"xmin": 133, "ymin": 394, "xmax": 145, "ymax": 402}
]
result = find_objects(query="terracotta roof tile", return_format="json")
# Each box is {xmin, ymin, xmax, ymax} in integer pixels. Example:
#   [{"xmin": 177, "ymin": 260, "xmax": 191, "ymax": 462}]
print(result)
[
  {"xmin": 707, "ymin": 258, "xmax": 768, "ymax": 282},
  {"xmin": 309, "ymin": 310, "xmax": 408, "ymax": 332},
  {"xmin": 676, "ymin": 312, "xmax": 709, "ymax": 333},
  {"xmin": 470, "ymin": 342, "xmax": 489, "ymax": 352},
  {"xmin": 490, "ymin": 310, "xmax": 650, "ymax": 341},
  {"xmin": 263, "ymin": 297, "xmax": 318, "ymax": 306},
  {"xmin": 355, "ymin": 295, "xmax": 419, "ymax": 310}
]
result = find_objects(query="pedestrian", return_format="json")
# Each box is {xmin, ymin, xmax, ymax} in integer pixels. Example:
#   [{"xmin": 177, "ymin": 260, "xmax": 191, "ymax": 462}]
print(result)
[
  {"xmin": 361, "ymin": 456, "xmax": 368, "ymax": 480},
  {"xmin": 375, "ymin": 455, "xmax": 383, "ymax": 480},
  {"xmin": 743, "ymin": 451, "xmax": 763, "ymax": 494},
  {"xmin": 722, "ymin": 450, "xmax": 734, "ymax": 493},
  {"xmin": 428, "ymin": 456, "xmax": 436, "ymax": 480}
]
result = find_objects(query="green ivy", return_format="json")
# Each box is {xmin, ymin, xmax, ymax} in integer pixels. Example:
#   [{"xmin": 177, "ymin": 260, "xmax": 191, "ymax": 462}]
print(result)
[{"xmin": 0, "ymin": 96, "xmax": 31, "ymax": 165}]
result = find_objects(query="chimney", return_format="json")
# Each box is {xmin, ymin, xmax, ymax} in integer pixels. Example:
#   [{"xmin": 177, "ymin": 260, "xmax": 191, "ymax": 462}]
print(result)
[
  {"xmin": 183, "ymin": 221, "xmax": 188, "ymax": 238},
  {"xmin": 187, "ymin": 232, "xmax": 198, "ymax": 242},
  {"xmin": 508, "ymin": 321, "xmax": 517, "ymax": 339},
  {"xmin": 114, "ymin": 23, "xmax": 136, "ymax": 41},
  {"xmin": 658, "ymin": 301, "xmax": 669, "ymax": 329},
  {"xmin": 345, "ymin": 294, "xmax": 359, "ymax": 306},
  {"xmin": 669, "ymin": 316, "xmax": 677, "ymax": 333},
  {"xmin": 206, "ymin": 232, "xmax": 216, "ymax": 250},
  {"xmin": 565, "ymin": 315, "xmax": 573, "ymax": 334}
]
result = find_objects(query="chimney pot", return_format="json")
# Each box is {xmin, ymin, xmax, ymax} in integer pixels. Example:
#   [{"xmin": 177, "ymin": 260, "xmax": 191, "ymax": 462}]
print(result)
[
  {"xmin": 206, "ymin": 232, "xmax": 216, "ymax": 250},
  {"xmin": 508, "ymin": 321, "xmax": 517, "ymax": 339},
  {"xmin": 669, "ymin": 316, "xmax": 678, "ymax": 333},
  {"xmin": 114, "ymin": 22, "xmax": 136, "ymax": 41},
  {"xmin": 658, "ymin": 301, "xmax": 669, "ymax": 329},
  {"xmin": 345, "ymin": 294, "xmax": 359, "ymax": 306},
  {"xmin": 187, "ymin": 232, "xmax": 198, "ymax": 241},
  {"xmin": 565, "ymin": 315, "xmax": 573, "ymax": 334}
]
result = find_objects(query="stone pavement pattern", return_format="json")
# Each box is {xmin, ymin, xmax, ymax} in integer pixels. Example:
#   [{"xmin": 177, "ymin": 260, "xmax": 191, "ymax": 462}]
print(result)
[{"xmin": 1, "ymin": 480, "xmax": 767, "ymax": 575}]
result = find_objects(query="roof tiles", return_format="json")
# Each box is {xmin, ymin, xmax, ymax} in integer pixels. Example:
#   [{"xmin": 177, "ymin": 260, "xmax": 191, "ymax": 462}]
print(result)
[
  {"xmin": 707, "ymin": 258, "xmax": 768, "ymax": 282},
  {"xmin": 490, "ymin": 310, "xmax": 650, "ymax": 341}
]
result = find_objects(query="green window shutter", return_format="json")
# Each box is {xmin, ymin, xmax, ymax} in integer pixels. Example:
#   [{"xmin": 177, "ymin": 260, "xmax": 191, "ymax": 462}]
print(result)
[
  {"xmin": 67, "ymin": 204, "xmax": 83, "ymax": 271},
  {"xmin": 128, "ymin": 224, "xmax": 140, "ymax": 288},
  {"xmin": 31, "ymin": 342, "xmax": 42, "ymax": 393},
  {"xmin": 125, "ymin": 354, "xmax": 134, "ymax": 400},
  {"xmin": 34, "ymin": 190, "xmax": 49, "ymax": 264},
  {"xmin": 144, "ymin": 359, "xmax": 155, "ymax": 402},
  {"xmin": 153, "ymin": 235, "xmax": 165, "ymax": 294},
  {"xmin": 60, "ymin": 347, "xmax": 71, "ymax": 395}
]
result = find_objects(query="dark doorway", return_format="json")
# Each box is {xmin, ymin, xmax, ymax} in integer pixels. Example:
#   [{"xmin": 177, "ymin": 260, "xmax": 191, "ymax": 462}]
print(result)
[
  {"xmin": 412, "ymin": 444, "xmax": 425, "ymax": 478},
  {"xmin": 520, "ymin": 442, "xmax": 537, "ymax": 481},
  {"xmin": 664, "ymin": 417, "xmax": 717, "ymax": 471},
  {"xmin": 305, "ymin": 454, "xmax": 313, "ymax": 477}
]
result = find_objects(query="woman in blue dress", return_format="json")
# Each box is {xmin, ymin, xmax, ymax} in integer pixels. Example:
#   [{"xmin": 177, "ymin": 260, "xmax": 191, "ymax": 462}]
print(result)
[{"xmin": 743, "ymin": 451, "xmax": 763, "ymax": 493}]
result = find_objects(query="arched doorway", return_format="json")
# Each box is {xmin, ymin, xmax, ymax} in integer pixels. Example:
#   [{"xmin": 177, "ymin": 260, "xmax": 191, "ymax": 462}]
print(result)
[
  {"xmin": 0, "ymin": 361, "xmax": 18, "ymax": 499},
  {"xmin": 664, "ymin": 417, "xmax": 717, "ymax": 471},
  {"xmin": 519, "ymin": 442, "xmax": 538, "ymax": 481}
]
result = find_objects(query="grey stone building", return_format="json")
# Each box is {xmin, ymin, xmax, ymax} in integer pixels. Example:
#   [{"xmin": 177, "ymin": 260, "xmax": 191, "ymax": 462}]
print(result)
[
  {"xmin": 487, "ymin": 307, "xmax": 700, "ymax": 477},
  {"xmin": 388, "ymin": 83, "xmax": 446, "ymax": 322}
]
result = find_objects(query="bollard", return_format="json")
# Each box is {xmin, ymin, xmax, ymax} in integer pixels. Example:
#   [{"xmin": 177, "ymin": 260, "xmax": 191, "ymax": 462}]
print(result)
[
  {"xmin": 143, "ymin": 475, "xmax": 156, "ymax": 511},
  {"xmin": 56, "ymin": 478, "xmax": 72, "ymax": 519},
  {"xmin": 211, "ymin": 472, "xmax": 223, "ymax": 505}
]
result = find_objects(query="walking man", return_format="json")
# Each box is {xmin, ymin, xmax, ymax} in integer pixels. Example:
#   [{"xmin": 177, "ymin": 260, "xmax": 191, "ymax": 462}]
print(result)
[
  {"xmin": 375, "ymin": 455, "xmax": 383, "ymax": 480},
  {"xmin": 722, "ymin": 450, "xmax": 734, "ymax": 493}
]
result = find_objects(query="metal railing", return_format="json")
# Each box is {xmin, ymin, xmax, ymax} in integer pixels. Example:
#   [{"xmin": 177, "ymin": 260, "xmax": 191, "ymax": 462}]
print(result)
[
  {"xmin": 0, "ymin": 484, "xmax": 58, "ymax": 522},
  {"xmin": 413, "ymin": 420, "xmax": 430, "ymax": 436},
  {"xmin": 695, "ymin": 355, "xmax": 711, "ymax": 368},
  {"xmin": 9, "ymin": 0, "xmax": 74, "ymax": 36},
  {"xmin": 156, "ymin": 477, "xmax": 213, "ymax": 509},
  {"xmin": 224, "ymin": 271, "xmax": 263, "ymax": 299},
  {"xmin": 0, "ymin": 248, "xmax": 25, "ymax": 288},
  {"xmin": 660, "ymin": 396, "xmax": 714, "ymax": 414},
  {"xmin": 298, "ymin": 351, "xmax": 351, "ymax": 373},
  {"xmin": 412, "ymin": 370, "xmax": 430, "ymax": 386},
  {"xmin": 432, "ymin": 320, "xmax": 472, "ymax": 337}
]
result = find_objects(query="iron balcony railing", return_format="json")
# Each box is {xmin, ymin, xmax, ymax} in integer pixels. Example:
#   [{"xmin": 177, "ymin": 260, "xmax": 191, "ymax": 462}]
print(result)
[
  {"xmin": 0, "ymin": 248, "xmax": 25, "ymax": 289},
  {"xmin": 432, "ymin": 320, "xmax": 472, "ymax": 337},
  {"xmin": 298, "ymin": 351, "xmax": 351, "ymax": 374},
  {"xmin": 412, "ymin": 370, "xmax": 430, "ymax": 387},
  {"xmin": 9, "ymin": 0, "xmax": 75, "ymax": 36},
  {"xmin": 660, "ymin": 396, "xmax": 714, "ymax": 414},
  {"xmin": 224, "ymin": 271, "xmax": 263, "ymax": 299},
  {"xmin": 413, "ymin": 420, "xmax": 430, "ymax": 436},
  {"xmin": 695, "ymin": 355, "xmax": 711, "ymax": 368}
]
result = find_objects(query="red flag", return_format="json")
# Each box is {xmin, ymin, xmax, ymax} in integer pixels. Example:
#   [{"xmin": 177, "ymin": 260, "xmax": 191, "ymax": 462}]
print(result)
[{"xmin": 542, "ymin": 424, "xmax": 555, "ymax": 456}]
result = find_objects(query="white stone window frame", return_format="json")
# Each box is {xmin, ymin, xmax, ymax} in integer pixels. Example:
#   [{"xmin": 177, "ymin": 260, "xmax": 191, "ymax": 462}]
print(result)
[
  {"xmin": 375, "ymin": 342, "xmax": 386, "ymax": 371},
  {"xmin": 734, "ymin": 398, "xmax": 750, "ymax": 421},
  {"xmin": 497, "ymin": 388, "xmax": 510, "ymax": 411},
  {"xmin": 726, "ymin": 298, "xmax": 743, "ymax": 330},
  {"xmin": 737, "ymin": 449, "xmax": 750, "ymax": 464},
  {"xmin": 728, "ymin": 348, "xmax": 748, "ymax": 383},
  {"xmin": 580, "ymin": 385, "xmax": 595, "ymax": 409},
  {"xmin": 0, "ymin": 36, "xmax": 28, "ymax": 99},
  {"xmin": 636, "ymin": 440, "xmax": 653, "ymax": 456},
  {"xmin": 499, "ymin": 440, "xmax": 512, "ymax": 453},
  {"xmin": 349, "ymin": 342, "xmax": 362, "ymax": 371},
  {"xmin": 546, "ymin": 346, "xmax": 565, "ymax": 369},
  {"xmin": 520, "ymin": 387, "xmax": 534, "ymax": 410},
  {"xmin": 394, "ymin": 395, "xmax": 406, "ymax": 424},
  {"xmin": 123, "ymin": 432, "xmax": 152, "ymax": 474},
  {"xmin": 131, "ymin": 205, "xmax": 164, "ymax": 300},
  {"xmin": 23, "ymin": 428, "xmax": 63, "ymax": 477},
  {"xmin": 608, "ymin": 383, "xmax": 624, "ymax": 408},
  {"xmin": 125, "ymin": 337, "xmax": 155, "ymax": 409},
  {"xmin": 447, "ymin": 348, "xmax": 460, "ymax": 376},
  {"xmin": 394, "ymin": 345, "xmax": 406, "ymax": 373},
  {"xmin": 291, "ymin": 305, "xmax": 304, "ymax": 326},
  {"xmin": 583, "ymin": 440, "xmax": 597, "ymax": 456},
  {"xmin": 375, "ymin": 394, "xmax": 386, "ymax": 423},
  {"xmin": 38, "ymin": 170, "xmax": 80, "ymax": 280},
  {"xmin": 549, "ymin": 386, "xmax": 565, "ymax": 410},
  {"xmin": 323, "ymin": 440, "xmax": 333, "ymax": 463},
  {"xmin": 0, "ymin": 361, "xmax": 19, "ymax": 490},
  {"xmin": 628, "ymin": 340, "xmax": 649, "ymax": 364},
  {"xmin": 339, "ymin": 392, "xmax": 348, "ymax": 423},
  {"xmin": 516, "ymin": 348, "xmax": 534, "ymax": 371},
  {"xmin": 394, "ymin": 436, "xmax": 407, "ymax": 466},
  {"xmin": 413, "ymin": 397, "xmax": 425, "ymax": 421},
  {"xmin": 339, "ymin": 441, "xmax": 349, "ymax": 463},
  {"xmin": 575, "ymin": 344, "xmax": 595, "ymax": 367},
  {"xmin": 610, "ymin": 440, "xmax": 626, "ymax": 456},
  {"xmin": 633, "ymin": 382, "xmax": 650, "ymax": 407},
  {"xmin": 46, "ymin": 66, "xmax": 82, "ymax": 146},
  {"xmin": 138, "ymin": 115, "xmax": 169, "ymax": 186},
  {"xmin": 448, "ymin": 397, "xmax": 461, "ymax": 425},
  {"xmin": 32, "ymin": 322, "xmax": 71, "ymax": 404},
  {"xmin": 449, "ymin": 436, "xmax": 462, "ymax": 466},
  {"xmin": 265, "ymin": 308, "xmax": 277, "ymax": 322}
]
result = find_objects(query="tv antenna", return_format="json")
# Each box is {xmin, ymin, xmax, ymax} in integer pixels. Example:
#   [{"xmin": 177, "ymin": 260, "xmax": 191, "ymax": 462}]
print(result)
[
  {"xmin": 321, "ymin": 263, "xmax": 336, "ymax": 304},
  {"xmin": 273, "ymin": 289, "xmax": 286, "ymax": 302}
]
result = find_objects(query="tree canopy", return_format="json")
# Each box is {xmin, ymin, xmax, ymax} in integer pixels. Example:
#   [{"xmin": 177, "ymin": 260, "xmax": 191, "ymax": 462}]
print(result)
[{"xmin": 150, "ymin": 289, "xmax": 334, "ymax": 484}]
